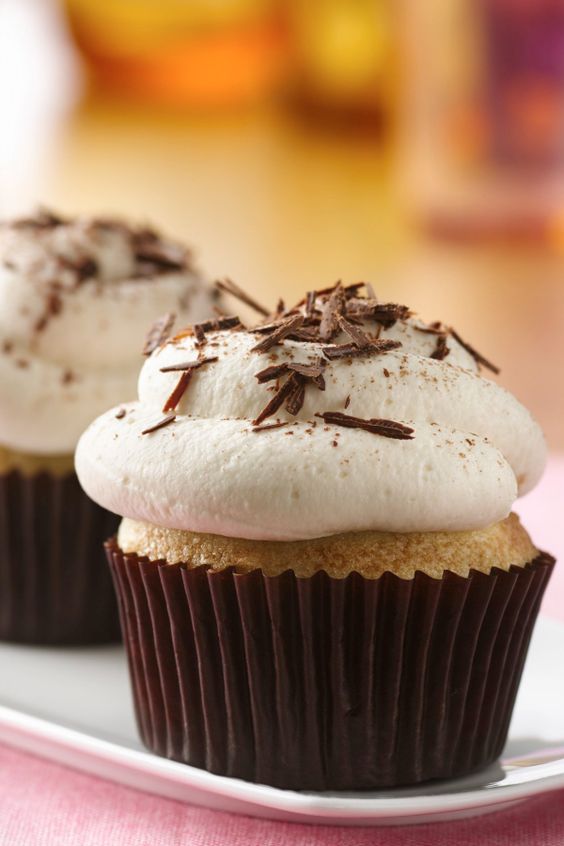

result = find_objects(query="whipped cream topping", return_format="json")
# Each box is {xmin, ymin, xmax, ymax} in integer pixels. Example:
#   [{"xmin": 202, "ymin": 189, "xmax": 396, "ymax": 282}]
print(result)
[
  {"xmin": 0, "ymin": 210, "xmax": 216, "ymax": 454},
  {"xmin": 75, "ymin": 284, "xmax": 546, "ymax": 540}
]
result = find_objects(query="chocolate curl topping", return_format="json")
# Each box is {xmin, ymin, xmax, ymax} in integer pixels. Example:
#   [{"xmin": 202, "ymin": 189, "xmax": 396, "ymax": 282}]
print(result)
[
  {"xmin": 216, "ymin": 278, "xmax": 270, "ymax": 317},
  {"xmin": 347, "ymin": 301, "xmax": 411, "ymax": 327},
  {"xmin": 315, "ymin": 411, "xmax": 414, "ymax": 440},
  {"xmin": 318, "ymin": 283, "xmax": 346, "ymax": 341},
  {"xmin": 12, "ymin": 207, "xmax": 66, "ymax": 229},
  {"xmin": 141, "ymin": 413, "xmax": 177, "ymax": 435},
  {"xmin": 322, "ymin": 339, "xmax": 401, "ymax": 361},
  {"xmin": 163, "ymin": 370, "xmax": 193, "ymax": 412},
  {"xmin": 255, "ymin": 363, "xmax": 290, "ymax": 383},
  {"xmin": 143, "ymin": 313, "xmax": 176, "ymax": 356},
  {"xmin": 285, "ymin": 373, "xmax": 307, "ymax": 416},
  {"xmin": 132, "ymin": 230, "xmax": 188, "ymax": 272},
  {"xmin": 430, "ymin": 334, "xmax": 450, "ymax": 361},
  {"xmin": 159, "ymin": 356, "xmax": 218, "ymax": 373},
  {"xmin": 252, "ymin": 377, "xmax": 298, "ymax": 426},
  {"xmin": 450, "ymin": 329, "xmax": 500, "ymax": 374},
  {"xmin": 251, "ymin": 421, "xmax": 289, "ymax": 432},
  {"xmin": 251, "ymin": 314, "xmax": 304, "ymax": 354},
  {"xmin": 336, "ymin": 314, "xmax": 372, "ymax": 348}
]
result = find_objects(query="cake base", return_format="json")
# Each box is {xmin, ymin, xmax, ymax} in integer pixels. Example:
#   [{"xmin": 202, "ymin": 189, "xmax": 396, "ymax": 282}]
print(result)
[
  {"xmin": 107, "ymin": 540, "xmax": 554, "ymax": 790},
  {"xmin": 0, "ymin": 471, "xmax": 121, "ymax": 645}
]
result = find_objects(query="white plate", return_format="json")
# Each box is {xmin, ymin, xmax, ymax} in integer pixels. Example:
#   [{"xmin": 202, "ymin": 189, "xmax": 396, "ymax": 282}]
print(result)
[{"xmin": 0, "ymin": 616, "xmax": 563, "ymax": 826}]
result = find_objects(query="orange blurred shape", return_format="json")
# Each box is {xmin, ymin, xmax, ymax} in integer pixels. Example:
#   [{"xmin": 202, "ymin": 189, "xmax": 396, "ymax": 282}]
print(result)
[{"xmin": 63, "ymin": 0, "xmax": 289, "ymax": 107}]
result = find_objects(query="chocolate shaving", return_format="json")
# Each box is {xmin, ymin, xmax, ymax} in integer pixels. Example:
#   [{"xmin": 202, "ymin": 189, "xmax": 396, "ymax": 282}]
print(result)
[
  {"xmin": 322, "ymin": 339, "xmax": 401, "ymax": 360},
  {"xmin": 251, "ymin": 314, "xmax": 304, "ymax": 354},
  {"xmin": 315, "ymin": 411, "xmax": 414, "ymax": 440},
  {"xmin": 285, "ymin": 373, "xmax": 306, "ymax": 415},
  {"xmin": 291, "ymin": 359, "xmax": 325, "ymax": 390},
  {"xmin": 344, "ymin": 395, "xmax": 351, "ymax": 408},
  {"xmin": 172, "ymin": 315, "xmax": 242, "ymax": 343},
  {"xmin": 336, "ymin": 314, "xmax": 372, "ymax": 348},
  {"xmin": 414, "ymin": 321, "xmax": 446, "ymax": 335},
  {"xmin": 251, "ymin": 421, "xmax": 289, "ymax": 432},
  {"xmin": 295, "ymin": 282, "xmax": 364, "ymax": 307},
  {"xmin": 194, "ymin": 324, "xmax": 207, "ymax": 345},
  {"xmin": 12, "ymin": 208, "xmax": 66, "ymax": 230},
  {"xmin": 132, "ymin": 229, "xmax": 188, "ymax": 272},
  {"xmin": 305, "ymin": 290, "xmax": 317, "ymax": 316},
  {"xmin": 143, "ymin": 313, "xmax": 176, "ymax": 356},
  {"xmin": 141, "ymin": 413, "xmax": 176, "ymax": 435},
  {"xmin": 249, "ymin": 317, "xmax": 295, "ymax": 335},
  {"xmin": 450, "ymin": 329, "xmax": 500, "ymax": 374},
  {"xmin": 430, "ymin": 335, "xmax": 450, "ymax": 361},
  {"xmin": 197, "ymin": 315, "xmax": 242, "ymax": 332},
  {"xmin": 347, "ymin": 302, "xmax": 411, "ymax": 327},
  {"xmin": 255, "ymin": 363, "xmax": 289, "ymax": 383},
  {"xmin": 159, "ymin": 356, "xmax": 218, "ymax": 373},
  {"xmin": 216, "ymin": 278, "xmax": 270, "ymax": 317},
  {"xmin": 286, "ymin": 326, "xmax": 320, "ymax": 342},
  {"xmin": 252, "ymin": 376, "xmax": 298, "ymax": 426},
  {"xmin": 318, "ymin": 283, "xmax": 346, "ymax": 342},
  {"xmin": 163, "ymin": 371, "xmax": 193, "ymax": 412},
  {"xmin": 76, "ymin": 258, "xmax": 98, "ymax": 281},
  {"xmin": 115, "ymin": 408, "xmax": 127, "ymax": 419}
]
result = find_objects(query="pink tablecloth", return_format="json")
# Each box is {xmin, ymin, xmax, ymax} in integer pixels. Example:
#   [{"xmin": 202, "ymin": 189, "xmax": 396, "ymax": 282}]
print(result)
[{"xmin": 0, "ymin": 458, "xmax": 563, "ymax": 846}]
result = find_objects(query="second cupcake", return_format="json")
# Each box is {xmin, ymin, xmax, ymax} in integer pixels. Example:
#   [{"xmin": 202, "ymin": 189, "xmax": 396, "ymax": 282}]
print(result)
[{"xmin": 0, "ymin": 209, "xmax": 216, "ymax": 644}]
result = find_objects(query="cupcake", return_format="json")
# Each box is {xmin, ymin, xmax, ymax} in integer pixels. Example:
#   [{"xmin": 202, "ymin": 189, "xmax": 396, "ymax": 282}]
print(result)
[
  {"xmin": 0, "ymin": 208, "xmax": 216, "ymax": 644},
  {"xmin": 76, "ymin": 281, "xmax": 554, "ymax": 788}
]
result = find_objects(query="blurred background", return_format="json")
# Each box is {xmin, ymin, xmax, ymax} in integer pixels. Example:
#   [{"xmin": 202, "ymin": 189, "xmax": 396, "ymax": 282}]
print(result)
[{"xmin": 1, "ymin": 0, "xmax": 563, "ymax": 450}]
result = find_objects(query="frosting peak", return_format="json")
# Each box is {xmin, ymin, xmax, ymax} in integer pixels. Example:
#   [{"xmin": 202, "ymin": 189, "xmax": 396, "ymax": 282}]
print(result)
[{"xmin": 75, "ymin": 282, "xmax": 546, "ymax": 540}]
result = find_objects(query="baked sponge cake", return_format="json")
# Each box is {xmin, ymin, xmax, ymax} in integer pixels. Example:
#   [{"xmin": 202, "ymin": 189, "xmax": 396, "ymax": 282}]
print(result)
[{"xmin": 76, "ymin": 281, "xmax": 554, "ymax": 788}]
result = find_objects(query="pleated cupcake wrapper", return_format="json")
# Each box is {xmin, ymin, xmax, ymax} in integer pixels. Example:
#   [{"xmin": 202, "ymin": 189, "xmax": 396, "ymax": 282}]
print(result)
[
  {"xmin": 0, "ymin": 471, "xmax": 121, "ymax": 645},
  {"xmin": 107, "ymin": 541, "xmax": 554, "ymax": 790}
]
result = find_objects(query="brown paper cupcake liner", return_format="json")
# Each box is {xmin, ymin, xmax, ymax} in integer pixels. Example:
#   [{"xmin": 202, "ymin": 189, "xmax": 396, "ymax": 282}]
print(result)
[
  {"xmin": 0, "ymin": 471, "xmax": 121, "ymax": 645},
  {"xmin": 106, "ymin": 540, "xmax": 554, "ymax": 790}
]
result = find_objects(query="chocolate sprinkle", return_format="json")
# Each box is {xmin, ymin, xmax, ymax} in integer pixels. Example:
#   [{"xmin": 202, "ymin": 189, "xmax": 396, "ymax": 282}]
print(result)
[
  {"xmin": 115, "ymin": 408, "xmax": 127, "ymax": 420},
  {"xmin": 347, "ymin": 302, "xmax": 411, "ymax": 327},
  {"xmin": 251, "ymin": 314, "xmax": 304, "ymax": 354},
  {"xmin": 194, "ymin": 324, "xmax": 207, "ymax": 345},
  {"xmin": 252, "ymin": 376, "xmax": 298, "ymax": 426},
  {"xmin": 216, "ymin": 278, "xmax": 270, "ymax": 317},
  {"xmin": 141, "ymin": 413, "xmax": 176, "ymax": 435},
  {"xmin": 255, "ymin": 363, "xmax": 290, "ymax": 383},
  {"xmin": 251, "ymin": 421, "xmax": 289, "ymax": 432},
  {"xmin": 322, "ymin": 339, "xmax": 401, "ymax": 360},
  {"xmin": 315, "ymin": 411, "xmax": 414, "ymax": 440},
  {"xmin": 284, "ymin": 373, "xmax": 306, "ymax": 416},
  {"xmin": 319, "ymin": 284, "xmax": 346, "ymax": 342},
  {"xmin": 450, "ymin": 329, "xmax": 500, "ymax": 374},
  {"xmin": 336, "ymin": 314, "xmax": 372, "ymax": 348},
  {"xmin": 159, "ymin": 356, "xmax": 218, "ymax": 373},
  {"xmin": 430, "ymin": 334, "xmax": 450, "ymax": 361},
  {"xmin": 143, "ymin": 313, "xmax": 176, "ymax": 356}
]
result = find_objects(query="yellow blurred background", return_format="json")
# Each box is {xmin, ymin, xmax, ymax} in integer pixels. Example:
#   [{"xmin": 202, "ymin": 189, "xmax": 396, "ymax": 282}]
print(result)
[{"xmin": 1, "ymin": 0, "xmax": 563, "ymax": 449}]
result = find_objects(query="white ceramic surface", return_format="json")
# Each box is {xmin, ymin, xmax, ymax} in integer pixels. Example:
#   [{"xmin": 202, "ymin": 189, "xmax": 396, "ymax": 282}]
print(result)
[{"xmin": 0, "ymin": 616, "xmax": 562, "ymax": 826}]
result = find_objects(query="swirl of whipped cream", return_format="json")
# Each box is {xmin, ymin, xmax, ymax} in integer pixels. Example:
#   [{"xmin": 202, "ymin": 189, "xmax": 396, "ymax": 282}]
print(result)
[
  {"xmin": 0, "ymin": 210, "xmax": 216, "ymax": 454},
  {"xmin": 76, "ymin": 288, "xmax": 546, "ymax": 540}
]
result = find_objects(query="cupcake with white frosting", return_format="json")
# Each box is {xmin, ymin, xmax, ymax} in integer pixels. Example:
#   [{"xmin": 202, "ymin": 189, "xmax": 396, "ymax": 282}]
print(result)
[
  {"xmin": 76, "ymin": 280, "xmax": 554, "ymax": 788},
  {"xmin": 0, "ymin": 208, "xmax": 216, "ymax": 644}
]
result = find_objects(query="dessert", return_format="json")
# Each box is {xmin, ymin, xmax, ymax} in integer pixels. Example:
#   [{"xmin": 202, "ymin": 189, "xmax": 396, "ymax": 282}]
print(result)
[
  {"xmin": 76, "ymin": 281, "xmax": 554, "ymax": 788},
  {"xmin": 0, "ymin": 208, "xmax": 216, "ymax": 643}
]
